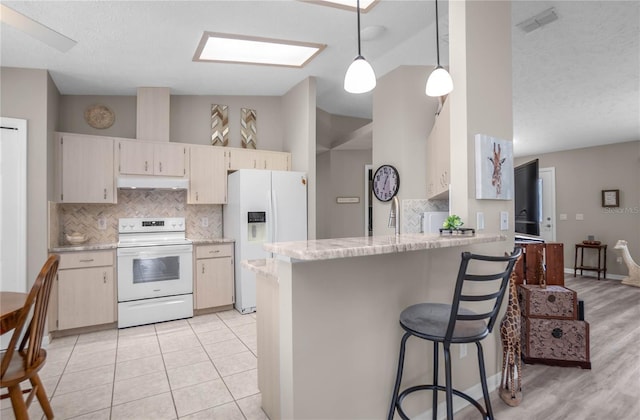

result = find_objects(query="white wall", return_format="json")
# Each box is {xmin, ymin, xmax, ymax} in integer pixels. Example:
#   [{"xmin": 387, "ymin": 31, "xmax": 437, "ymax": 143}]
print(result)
[
  {"xmin": 372, "ymin": 65, "xmax": 439, "ymax": 235},
  {"xmin": 1, "ymin": 67, "xmax": 58, "ymax": 285},
  {"xmin": 282, "ymin": 78, "xmax": 317, "ymax": 239},
  {"xmin": 316, "ymin": 150, "xmax": 372, "ymax": 239}
]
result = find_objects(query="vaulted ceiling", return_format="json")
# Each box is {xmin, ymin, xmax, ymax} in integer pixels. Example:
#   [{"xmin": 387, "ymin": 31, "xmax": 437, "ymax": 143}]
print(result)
[{"xmin": 1, "ymin": 1, "xmax": 638, "ymax": 157}]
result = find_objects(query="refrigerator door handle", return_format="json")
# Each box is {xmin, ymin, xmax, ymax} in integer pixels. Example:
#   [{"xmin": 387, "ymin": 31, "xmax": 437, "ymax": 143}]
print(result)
[
  {"xmin": 272, "ymin": 190, "xmax": 278, "ymax": 243},
  {"xmin": 267, "ymin": 189, "xmax": 273, "ymax": 243}
]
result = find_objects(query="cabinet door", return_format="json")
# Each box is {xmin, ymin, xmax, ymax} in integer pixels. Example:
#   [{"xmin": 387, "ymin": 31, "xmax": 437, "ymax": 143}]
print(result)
[
  {"xmin": 228, "ymin": 148, "xmax": 257, "ymax": 170},
  {"xmin": 426, "ymin": 98, "xmax": 450, "ymax": 199},
  {"xmin": 59, "ymin": 134, "xmax": 115, "ymax": 203},
  {"xmin": 57, "ymin": 266, "xmax": 115, "ymax": 330},
  {"xmin": 119, "ymin": 140, "xmax": 154, "ymax": 175},
  {"xmin": 189, "ymin": 146, "xmax": 227, "ymax": 204},
  {"xmin": 155, "ymin": 143, "xmax": 186, "ymax": 176},
  {"xmin": 264, "ymin": 151, "xmax": 291, "ymax": 171},
  {"xmin": 195, "ymin": 257, "xmax": 234, "ymax": 309}
]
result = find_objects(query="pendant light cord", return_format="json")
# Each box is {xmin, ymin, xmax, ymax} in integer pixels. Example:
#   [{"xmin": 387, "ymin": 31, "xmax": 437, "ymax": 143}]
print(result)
[
  {"xmin": 356, "ymin": 0, "xmax": 362, "ymax": 56},
  {"xmin": 435, "ymin": 0, "xmax": 441, "ymax": 66}
]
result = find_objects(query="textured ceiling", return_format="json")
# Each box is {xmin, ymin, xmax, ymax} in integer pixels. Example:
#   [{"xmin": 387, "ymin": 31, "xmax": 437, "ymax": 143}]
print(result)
[{"xmin": 1, "ymin": 0, "xmax": 638, "ymax": 157}]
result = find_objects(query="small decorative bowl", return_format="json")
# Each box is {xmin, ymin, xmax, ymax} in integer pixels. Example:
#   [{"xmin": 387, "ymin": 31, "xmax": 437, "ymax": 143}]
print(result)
[{"xmin": 66, "ymin": 233, "xmax": 87, "ymax": 245}]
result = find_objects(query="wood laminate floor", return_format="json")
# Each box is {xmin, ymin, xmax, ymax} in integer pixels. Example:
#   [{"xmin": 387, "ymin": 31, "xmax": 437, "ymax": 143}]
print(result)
[{"xmin": 456, "ymin": 276, "xmax": 640, "ymax": 420}]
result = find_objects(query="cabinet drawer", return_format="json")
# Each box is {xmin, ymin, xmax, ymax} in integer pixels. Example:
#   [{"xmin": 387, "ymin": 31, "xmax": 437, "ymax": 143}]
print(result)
[
  {"xmin": 59, "ymin": 250, "xmax": 114, "ymax": 269},
  {"xmin": 196, "ymin": 244, "xmax": 233, "ymax": 259}
]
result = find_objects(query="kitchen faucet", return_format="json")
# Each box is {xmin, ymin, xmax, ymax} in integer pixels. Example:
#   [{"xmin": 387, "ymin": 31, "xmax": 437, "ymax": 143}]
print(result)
[{"xmin": 388, "ymin": 196, "xmax": 400, "ymax": 236}]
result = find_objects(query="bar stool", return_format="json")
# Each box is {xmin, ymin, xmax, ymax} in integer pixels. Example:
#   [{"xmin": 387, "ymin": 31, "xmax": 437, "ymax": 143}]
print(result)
[{"xmin": 388, "ymin": 248, "xmax": 522, "ymax": 420}]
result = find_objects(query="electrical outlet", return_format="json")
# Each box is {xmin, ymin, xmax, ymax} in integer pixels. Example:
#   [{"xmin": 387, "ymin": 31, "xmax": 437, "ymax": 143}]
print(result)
[
  {"xmin": 460, "ymin": 344, "xmax": 467, "ymax": 359},
  {"xmin": 476, "ymin": 212, "xmax": 485, "ymax": 230},
  {"xmin": 97, "ymin": 217, "xmax": 107, "ymax": 230},
  {"xmin": 576, "ymin": 213, "xmax": 584, "ymax": 221},
  {"xmin": 559, "ymin": 213, "xmax": 568, "ymax": 221},
  {"xmin": 500, "ymin": 211, "xmax": 509, "ymax": 231},
  {"xmin": 617, "ymin": 257, "xmax": 623, "ymax": 264},
  {"xmin": 201, "ymin": 217, "xmax": 209, "ymax": 227}
]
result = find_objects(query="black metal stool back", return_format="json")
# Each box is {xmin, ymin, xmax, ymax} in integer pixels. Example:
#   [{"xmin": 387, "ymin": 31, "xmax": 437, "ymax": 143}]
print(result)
[{"xmin": 389, "ymin": 248, "xmax": 522, "ymax": 420}]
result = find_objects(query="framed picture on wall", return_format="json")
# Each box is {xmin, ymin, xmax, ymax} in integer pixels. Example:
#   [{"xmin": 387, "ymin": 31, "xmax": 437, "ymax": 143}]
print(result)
[
  {"xmin": 601, "ymin": 189, "xmax": 620, "ymax": 207},
  {"xmin": 474, "ymin": 134, "xmax": 514, "ymax": 200}
]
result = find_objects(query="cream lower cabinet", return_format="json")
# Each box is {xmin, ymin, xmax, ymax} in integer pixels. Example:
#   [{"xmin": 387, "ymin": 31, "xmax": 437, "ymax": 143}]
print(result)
[
  {"xmin": 188, "ymin": 145, "xmax": 227, "ymax": 204},
  {"xmin": 195, "ymin": 244, "xmax": 234, "ymax": 309},
  {"xmin": 55, "ymin": 251, "xmax": 116, "ymax": 331},
  {"xmin": 55, "ymin": 132, "xmax": 115, "ymax": 203}
]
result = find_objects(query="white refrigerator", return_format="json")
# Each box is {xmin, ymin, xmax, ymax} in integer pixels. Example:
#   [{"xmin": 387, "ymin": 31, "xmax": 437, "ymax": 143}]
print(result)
[{"xmin": 224, "ymin": 169, "xmax": 308, "ymax": 313}]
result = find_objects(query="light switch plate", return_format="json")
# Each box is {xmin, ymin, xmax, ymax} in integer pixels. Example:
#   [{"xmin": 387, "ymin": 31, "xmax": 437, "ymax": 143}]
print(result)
[
  {"xmin": 476, "ymin": 212, "xmax": 485, "ymax": 230},
  {"xmin": 201, "ymin": 217, "xmax": 209, "ymax": 227},
  {"xmin": 560, "ymin": 213, "xmax": 567, "ymax": 221},
  {"xmin": 500, "ymin": 211, "xmax": 509, "ymax": 230},
  {"xmin": 576, "ymin": 213, "xmax": 584, "ymax": 221}
]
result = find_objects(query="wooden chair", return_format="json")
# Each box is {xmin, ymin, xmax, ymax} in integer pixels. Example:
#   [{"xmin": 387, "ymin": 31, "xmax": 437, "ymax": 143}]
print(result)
[{"xmin": 1, "ymin": 255, "xmax": 60, "ymax": 420}]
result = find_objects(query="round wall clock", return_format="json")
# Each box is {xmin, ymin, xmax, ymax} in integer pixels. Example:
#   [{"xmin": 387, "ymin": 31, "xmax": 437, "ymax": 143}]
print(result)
[
  {"xmin": 84, "ymin": 104, "xmax": 115, "ymax": 129},
  {"xmin": 372, "ymin": 164, "xmax": 400, "ymax": 202}
]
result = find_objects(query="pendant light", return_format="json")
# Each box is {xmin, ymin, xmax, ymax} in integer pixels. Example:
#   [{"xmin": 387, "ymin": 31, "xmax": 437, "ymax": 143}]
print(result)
[
  {"xmin": 425, "ymin": 0, "xmax": 453, "ymax": 97},
  {"xmin": 344, "ymin": 0, "xmax": 376, "ymax": 94}
]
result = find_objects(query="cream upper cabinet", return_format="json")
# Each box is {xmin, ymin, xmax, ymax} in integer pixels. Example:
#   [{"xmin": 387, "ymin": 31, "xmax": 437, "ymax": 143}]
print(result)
[
  {"xmin": 426, "ymin": 98, "xmax": 451, "ymax": 200},
  {"xmin": 189, "ymin": 145, "xmax": 227, "ymax": 204},
  {"xmin": 55, "ymin": 251, "xmax": 116, "ymax": 331},
  {"xmin": 226, "ymin": 148, "xmax": 291, "ymax": 171},
  {"xmin": 195, "ymin": 244, "xmax": 234, "ymax": 310},
  {"xmin": 56, "ymin": 132, "xmax": 115, "ymax": 203},
  {"xmin": 118, "ymin": 140, "xmax": 186, "ymax": 177}
]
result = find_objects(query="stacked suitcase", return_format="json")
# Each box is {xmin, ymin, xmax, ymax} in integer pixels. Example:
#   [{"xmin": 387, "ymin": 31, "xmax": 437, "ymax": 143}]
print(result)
[{"xmin": 517, "ymin": 284, "xmax": 591, "ymax": 369}]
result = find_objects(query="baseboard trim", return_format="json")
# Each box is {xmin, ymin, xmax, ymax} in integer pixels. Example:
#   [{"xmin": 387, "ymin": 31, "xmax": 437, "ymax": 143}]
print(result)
[{"xmin": 563, "ymin": 267, "xmax": 625, "ymax": 281}]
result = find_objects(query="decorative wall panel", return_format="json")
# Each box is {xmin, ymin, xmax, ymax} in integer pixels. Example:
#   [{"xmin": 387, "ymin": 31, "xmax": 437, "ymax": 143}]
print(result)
[
  {"xmin": 241, "ymin": 107, "xmax": 257, "ymax": 149},
  {"xmin": 211, "ymin": 104, "xmax": 229, "ymax": 146}
]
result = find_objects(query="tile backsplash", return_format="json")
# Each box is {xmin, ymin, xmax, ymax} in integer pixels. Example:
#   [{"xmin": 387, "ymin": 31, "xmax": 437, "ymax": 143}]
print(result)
[
  {"xmin": 52, "ymin": 190, "xmax": 223, "ymax": 247},
  {"xmin": 401, "ymin": 199, "xmax": 449, "ymax": 233}
]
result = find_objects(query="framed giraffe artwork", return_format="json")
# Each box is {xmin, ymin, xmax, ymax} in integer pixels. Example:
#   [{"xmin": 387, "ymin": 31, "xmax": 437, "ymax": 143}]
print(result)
[{"xmin": 475, "ymin": 134, "xmax": 514, "ymax": 200}]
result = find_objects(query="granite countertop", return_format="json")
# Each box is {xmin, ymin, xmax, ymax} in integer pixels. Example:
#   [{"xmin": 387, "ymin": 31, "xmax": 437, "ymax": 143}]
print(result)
[
  {"xmin": 242, "ymin": 259, "xmax": 279, "ymax": 279},
  {"xmin": 263, "ymin": 233, "xmax": 507, "ymax": 261},
  {"xmin": 50, "ymin": 243, "xmax": 118, "ymax": 252}
]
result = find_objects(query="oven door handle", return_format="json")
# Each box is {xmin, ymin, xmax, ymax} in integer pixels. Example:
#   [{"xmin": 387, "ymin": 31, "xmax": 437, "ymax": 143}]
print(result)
[{"xmin": 117, "ymin": 245, "xmax": 192, "ymax": 257}]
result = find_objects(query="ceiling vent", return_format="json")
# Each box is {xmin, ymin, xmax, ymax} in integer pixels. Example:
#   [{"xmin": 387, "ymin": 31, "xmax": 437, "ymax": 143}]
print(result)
[{"xmin": 516, "ymin": 8, "xmax": 558, "ymax": 34}]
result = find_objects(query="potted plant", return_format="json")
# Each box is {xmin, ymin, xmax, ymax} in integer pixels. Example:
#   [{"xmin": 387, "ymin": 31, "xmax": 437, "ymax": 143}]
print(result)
[{"xmin": 443, "ymin": 215, "xmax": 464, "ymax": 231}]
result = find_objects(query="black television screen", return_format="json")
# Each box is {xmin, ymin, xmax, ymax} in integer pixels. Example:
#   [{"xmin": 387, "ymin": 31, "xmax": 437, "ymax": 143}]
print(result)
[{"xmin": 514, "ymin": 159, "xmax": 540, "ymax": 236}]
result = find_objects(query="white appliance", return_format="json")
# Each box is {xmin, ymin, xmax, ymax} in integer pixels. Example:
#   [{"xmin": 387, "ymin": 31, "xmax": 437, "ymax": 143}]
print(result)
[
  {"xmin": 422, "ymin": 211, "xmax": 448, "ymax": 233},
  {"xmin": 117, "ymin": 217, "xmax": 193, "ymax": 328},
  {"xmin": 224, "ymin": 170, "xmax": 308, "ymax": 313}
]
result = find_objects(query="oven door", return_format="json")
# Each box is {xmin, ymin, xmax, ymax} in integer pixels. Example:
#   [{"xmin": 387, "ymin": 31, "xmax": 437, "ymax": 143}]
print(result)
[{"xmin": 117, "ymin": 244, "xmax": 192, "ymax": 302}]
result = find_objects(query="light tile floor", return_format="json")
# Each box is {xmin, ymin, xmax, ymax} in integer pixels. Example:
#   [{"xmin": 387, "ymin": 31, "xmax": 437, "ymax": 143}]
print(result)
[{"xmin": 1, "ymin": 310, "xmax": 268, "ymax": 420}]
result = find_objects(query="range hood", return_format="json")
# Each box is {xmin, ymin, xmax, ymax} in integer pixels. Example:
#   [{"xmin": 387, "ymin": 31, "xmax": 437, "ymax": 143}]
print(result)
[{"xmin": 117, "ymin": 176, "xmax": 189, "ymax": 190}]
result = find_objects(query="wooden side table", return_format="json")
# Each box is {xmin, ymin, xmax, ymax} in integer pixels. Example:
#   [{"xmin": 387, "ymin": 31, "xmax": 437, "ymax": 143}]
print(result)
[{"xmin": 574, "ymin": 243, "xmax": 607, "ymax": 280}]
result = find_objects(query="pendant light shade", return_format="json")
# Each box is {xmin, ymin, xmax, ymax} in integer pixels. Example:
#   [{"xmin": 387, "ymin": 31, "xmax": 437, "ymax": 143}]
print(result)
[
  {"xmin": 426, "ymin": 0, "xmax": 453, "ymax": 97},
  {"xmin": 344, "ymin": 55, "xmax": 376, "ymax": 93},
  {"xmin": 344, "ymin": 0, "xmax": 376, "ymax": 94},
  {"xmin": 425, "ymin": 65, "xmax": 453, "ymax": 97}
]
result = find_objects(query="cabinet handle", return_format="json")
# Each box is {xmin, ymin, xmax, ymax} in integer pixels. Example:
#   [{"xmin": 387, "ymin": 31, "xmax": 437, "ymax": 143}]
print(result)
[
  {"xmin": 103, "ymin": 188, "xmax": 107, "ymax": 199},
  {"xmin": 196, "ymin": 192, "xmax": 199, "ymax": 201},
  {"xmin": 79, "ymin": 259, "xmax": 94, "ymax": 263},
  {"xmin": 159, "ymin": 162, "xmax": 163, "ymax": 172},
  {"xmin": 253, "ymin": 159, "xmax": 256, "ymax": 168},
  {"xmin": 264, "ymin": 160, "xmax": 267, "ymax": 169},
  {"xmin": 202, "ymin": 265, "xmax": 205, "ymax": 274},
  {"xmin": 145, "ymin": 161, "xmax": 148, "ymax": 171},
  {"xmin": 103, "ymin": 272, "xmax": 107, "ymax": 283},
  {"xmin": 209, "ymin": 250, "xmax": 220, "ymax": 254}
]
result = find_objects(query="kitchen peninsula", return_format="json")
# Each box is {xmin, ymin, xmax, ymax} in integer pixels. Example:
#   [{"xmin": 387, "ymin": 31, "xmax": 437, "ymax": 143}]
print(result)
[{"xmin": 244, "ymin": 232, "xmax": 510, "ymax": 419}]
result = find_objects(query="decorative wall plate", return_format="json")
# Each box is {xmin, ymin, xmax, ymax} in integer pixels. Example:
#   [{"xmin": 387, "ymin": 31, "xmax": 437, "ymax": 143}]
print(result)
[{"xmin": 84, "ymin": 104, "xmax": 115, "ymax": 129}]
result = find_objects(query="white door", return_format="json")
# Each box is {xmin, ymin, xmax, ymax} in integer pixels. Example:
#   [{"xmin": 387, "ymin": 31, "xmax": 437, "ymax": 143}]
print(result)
[
  {"xmin": 0, "ymin": 118, "xmax": 27, "ymax": 293},
  {"xmin": 539, "ymin": 167, "xmax": 556, "ymax": 242}
]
